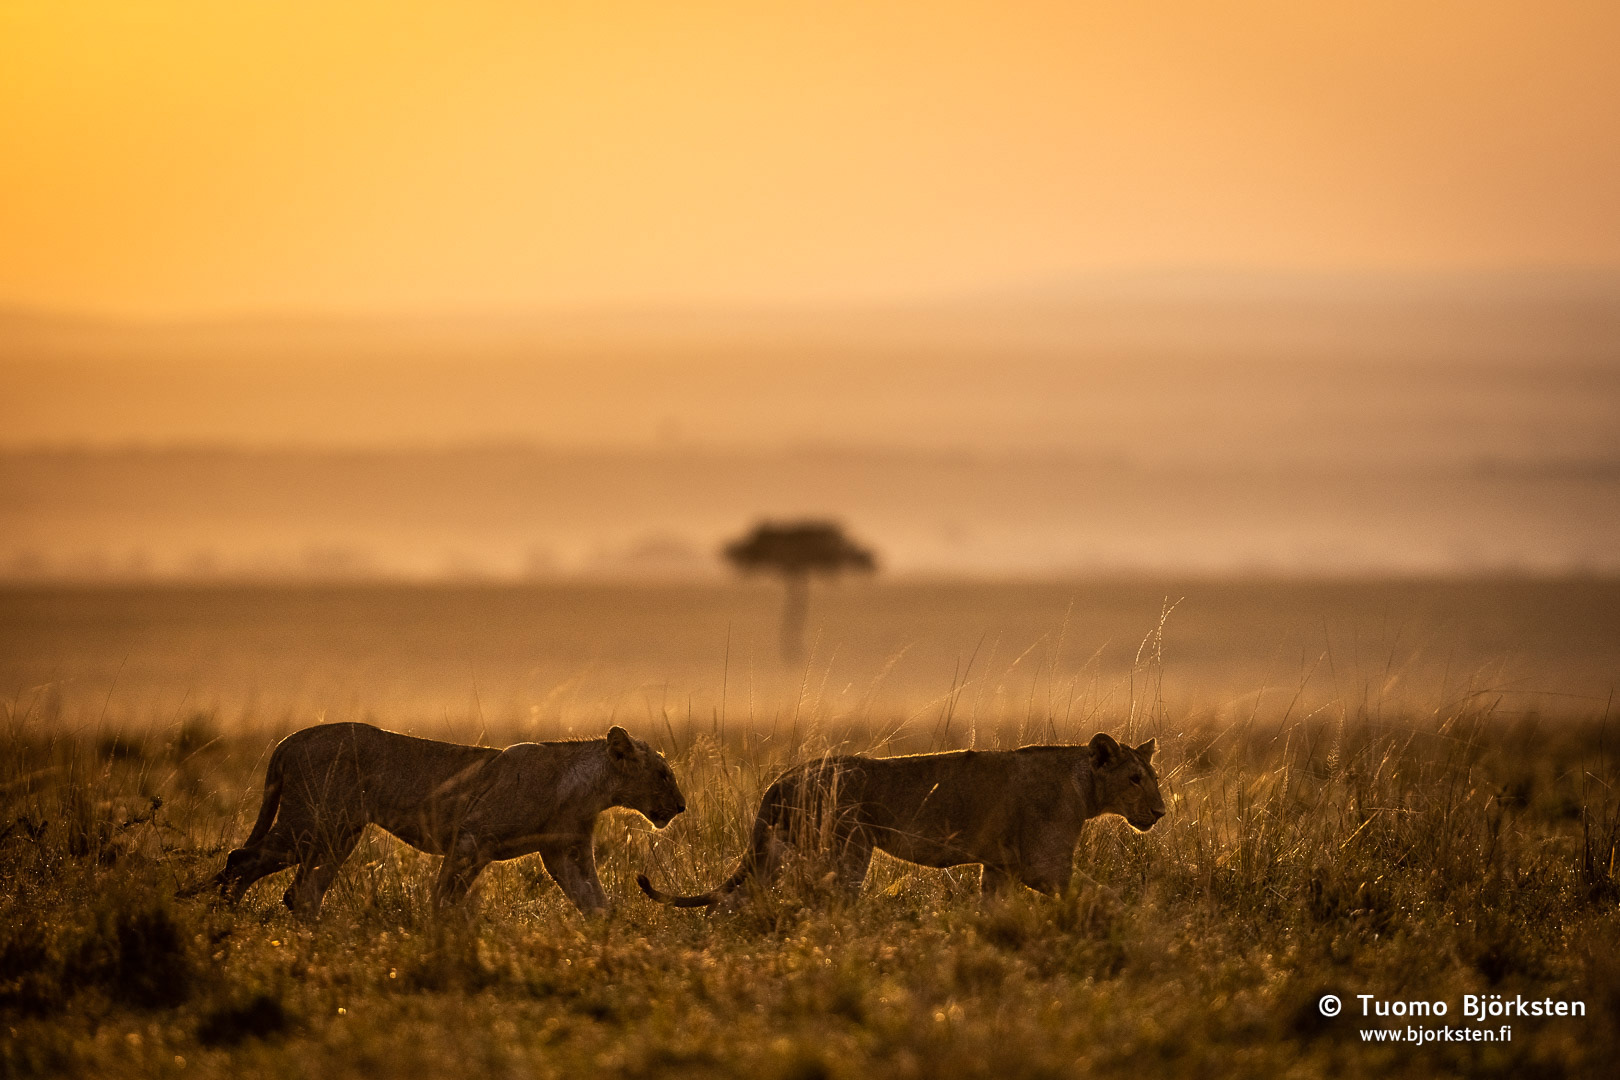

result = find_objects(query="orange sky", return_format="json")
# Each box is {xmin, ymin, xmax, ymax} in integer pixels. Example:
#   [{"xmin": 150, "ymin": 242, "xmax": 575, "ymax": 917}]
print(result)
[{"xmin": 2, "ymin": 1, "xmax": 1618, "ymax": 316}]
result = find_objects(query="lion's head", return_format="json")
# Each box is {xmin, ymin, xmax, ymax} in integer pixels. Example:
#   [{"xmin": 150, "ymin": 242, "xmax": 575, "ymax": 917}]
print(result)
[
  {"xmin": 1087, "ymin": 732, "xmax": 1166, "ymax": 831},
  {"xmin": 607, "ymin": 726, "xmax": 687, "ymax": 828}
]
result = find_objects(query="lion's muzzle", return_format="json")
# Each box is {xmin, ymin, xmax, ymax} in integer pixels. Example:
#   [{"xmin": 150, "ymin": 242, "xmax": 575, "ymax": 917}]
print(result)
[{"xmin": 651, "ymin": 801, "xmax": 686, "ymax": 829}]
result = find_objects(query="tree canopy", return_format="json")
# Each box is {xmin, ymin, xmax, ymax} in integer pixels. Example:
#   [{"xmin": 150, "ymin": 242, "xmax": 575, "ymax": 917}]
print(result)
[
  {"xmin": 722, "ymin": 520, "xmax": 877, "ymax": 578},
  {"xmin": 722, "ymin": 520, "xmax": 877, "ymax": 662}
]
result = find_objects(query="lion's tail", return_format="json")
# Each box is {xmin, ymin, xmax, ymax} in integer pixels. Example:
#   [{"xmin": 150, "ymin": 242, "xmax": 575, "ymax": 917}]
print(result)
[
  {"xmin": 197, "ymin": 744, "xmax": 288, "ymax": 899},
  {"xmin": 242, "ymin": 746, "xmax": 286, "ymax": 849},
  {"xmin": 638, "ymin": 783, "xmax": 792, "ymax": 909},
  {"xmin": 636, "ymin": 864, "xmax": 749, "ymax": 908}
]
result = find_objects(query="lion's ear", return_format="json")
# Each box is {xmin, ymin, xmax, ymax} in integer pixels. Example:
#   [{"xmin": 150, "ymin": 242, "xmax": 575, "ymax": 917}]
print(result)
[
  {"xmin": 1136, "ymin": 738, "xmax": 1157, "ymax": 762},
  {"xmin": 607, "ymin": 726, "xmax": 638, "ymax": 765},
  {"xmin": 1089, "ymin": 732, "xmax": 1121, "ymax": 766}
]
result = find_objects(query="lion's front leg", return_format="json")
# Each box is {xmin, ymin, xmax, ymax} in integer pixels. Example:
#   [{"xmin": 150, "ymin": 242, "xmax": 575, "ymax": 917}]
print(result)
[
  {"xmin": 980, "ymin": 865, "xmax": 1020, "ymax": 897},
  {"xmin": 540, "ymin": 838, "xmax": 608, "ymax": 916},
  {"xmin": 433, "ymin": 831, "xmax": 491, "ymax": 910},
  {"xmin": 1017, "ymin": 855, "xmax": 1073, "ymax": 896}
]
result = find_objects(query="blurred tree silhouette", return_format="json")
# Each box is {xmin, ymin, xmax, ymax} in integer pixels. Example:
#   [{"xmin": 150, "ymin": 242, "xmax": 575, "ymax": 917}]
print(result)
[{"xmin": 723, "ymin": 520, "xmax": 877, "ymax": 662}]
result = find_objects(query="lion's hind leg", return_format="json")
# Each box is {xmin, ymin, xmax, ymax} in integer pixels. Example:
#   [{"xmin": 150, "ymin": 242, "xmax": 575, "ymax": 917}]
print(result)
[
  {"xmin": 212, "ymin": 757, "xmax": 292, "ymax": 902},
  {"xmin": 282, "ymin": 822, "xmax": 364, "ymax": 918},
  {"xmin": 215, "ymin": 842, "xmax": 296, "ymax": 904}
]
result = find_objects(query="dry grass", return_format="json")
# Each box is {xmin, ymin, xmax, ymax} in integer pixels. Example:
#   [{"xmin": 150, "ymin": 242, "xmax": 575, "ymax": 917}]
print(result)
[{"xmin": 3, "ymin": 688, "xmax": 1619, "ymax": 1079}]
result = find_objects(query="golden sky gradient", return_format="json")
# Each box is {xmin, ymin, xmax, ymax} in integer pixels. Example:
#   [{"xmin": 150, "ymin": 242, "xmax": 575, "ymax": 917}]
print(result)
[{"xmin": 2, "ymin": 1, "xmax": 1617, "ymax": 316}]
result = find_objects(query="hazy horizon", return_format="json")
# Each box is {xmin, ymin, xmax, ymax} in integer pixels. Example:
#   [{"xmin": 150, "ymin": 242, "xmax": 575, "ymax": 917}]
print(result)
[
  {"xmin": 5, "ymin": 5, "xmax": 1618, "ymax": 582},
  {"xmin": 4, "ymin": 444, "xmax": 1615, "ymax": 582},
  {"xmin": 6, "ymin": 270, "xmax": 1616, "ymax": 582},
  {"xmin": 7, "ymin": 269, "xmax": 1617, "ymax": 453}
]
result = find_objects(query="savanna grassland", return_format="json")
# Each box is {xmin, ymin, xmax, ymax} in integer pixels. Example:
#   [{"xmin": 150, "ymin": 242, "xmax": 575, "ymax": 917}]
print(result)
[{"xmin": 3, "ymin": 581, "xmax": 1619, "ymax": 1079}]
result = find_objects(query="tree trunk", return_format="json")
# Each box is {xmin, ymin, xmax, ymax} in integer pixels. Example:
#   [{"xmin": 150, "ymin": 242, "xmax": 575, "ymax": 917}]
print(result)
[{"xmin": 779, "ymin": 571, "xmax": 809, "ymax": 663}]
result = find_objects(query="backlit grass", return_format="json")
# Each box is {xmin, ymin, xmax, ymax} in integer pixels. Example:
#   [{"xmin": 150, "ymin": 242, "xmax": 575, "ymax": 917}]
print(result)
[{"xmin": 3, "ymin": 696, "xmax": 1618, "ymax": 1078}]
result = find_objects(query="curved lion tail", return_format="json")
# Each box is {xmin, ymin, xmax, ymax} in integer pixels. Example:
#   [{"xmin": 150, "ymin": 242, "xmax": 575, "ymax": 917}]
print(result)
[
  {"xmin": 636, "ymin": 863, "xmax": 749, "ymax": 909},
  {"xmin": 640, "ymin": 789, "xmax": 788, "ymax": 910},
  {"xmin": 241, "ymin": 748, "xmax": 286, "ymax": 849}
]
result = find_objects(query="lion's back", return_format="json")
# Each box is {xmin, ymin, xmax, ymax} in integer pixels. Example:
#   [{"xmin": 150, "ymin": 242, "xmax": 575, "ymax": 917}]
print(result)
[
  {"xmin": 271, "ymin": 722, "xmax": 502, "ymax": 814},
  {"xmin": 763, "ymin": 749, "xmax": 1070, "ymax": 832}
]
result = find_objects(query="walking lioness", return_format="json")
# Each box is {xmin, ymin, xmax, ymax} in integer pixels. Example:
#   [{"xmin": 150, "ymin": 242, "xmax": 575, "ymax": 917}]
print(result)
[
  {"xmin": 214, "ymin": 722, "xmax": 685, "ymax": 916},
  {"xmin": 638, "ymin": 732, "xmax": 1162, "ymax": 907}
]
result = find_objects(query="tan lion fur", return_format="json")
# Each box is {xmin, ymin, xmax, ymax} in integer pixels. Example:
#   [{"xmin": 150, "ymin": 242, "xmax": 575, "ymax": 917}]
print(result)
[
  {"xmin": 638, "ymin": 732, "xmax": 1162, "ymax": 907},
  {"xmin": 214, "ymin": 722, "xmax": 685, "ymax": 916}
]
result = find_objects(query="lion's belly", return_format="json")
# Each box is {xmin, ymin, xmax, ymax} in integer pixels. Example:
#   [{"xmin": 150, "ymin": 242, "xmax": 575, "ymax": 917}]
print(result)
[
  {"xmin": 872, "ymin": 821, "xmax": 1005, "ymax": 868},
  {"xmin": 351, "ymin": 738, "xmax": 504, "ymax": 853},
  {"xmin": 371, "ymin": 814, "xmax": 451, "ymax": 855}
]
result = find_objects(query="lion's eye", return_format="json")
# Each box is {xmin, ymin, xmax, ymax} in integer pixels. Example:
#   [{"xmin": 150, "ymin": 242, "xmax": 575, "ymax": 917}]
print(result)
[{"xmin": 1130, "ymin": 775, "xmax": 1142, "ymax": 785}]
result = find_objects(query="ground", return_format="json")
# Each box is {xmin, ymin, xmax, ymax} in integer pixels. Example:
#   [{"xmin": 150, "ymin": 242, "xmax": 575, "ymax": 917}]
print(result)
[
  {"xmin": 3, "ymin": 581, "xmax": 1618, "ymax": 1077},
  {"xmin": 3, "ymin": 703, "xmax": 1618, "ymax": 1079}
]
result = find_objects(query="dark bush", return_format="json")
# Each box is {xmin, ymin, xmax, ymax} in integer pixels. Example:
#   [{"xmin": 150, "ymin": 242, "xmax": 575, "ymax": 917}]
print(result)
[
  {"xmin": 67, "ymin": 903, "xmax": 194, "ymax": 1009},
  {"xmin": 0, "ymin": 931, "xmax": 60, "ymax": 1017},
  {"xmin": 113, "ymin": 905, "xmax": 193, "ymax": 1007},
  {"xmin": 197, "ymin": 993, "xmax": 291, "ymax": 1047}
]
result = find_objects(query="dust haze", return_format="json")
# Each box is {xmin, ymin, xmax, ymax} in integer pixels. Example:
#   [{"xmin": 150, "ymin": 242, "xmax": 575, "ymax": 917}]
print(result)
[{"xmin": 5, "ymin": 272, "xmax": 1618, "ymax": 581}]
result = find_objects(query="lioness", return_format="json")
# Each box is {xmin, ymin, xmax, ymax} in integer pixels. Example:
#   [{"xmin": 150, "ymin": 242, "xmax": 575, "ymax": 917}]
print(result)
[
  {"xmin": 638, "ymin": 732, "xmax": 1161, "ymax": 907},
  {"xmin": 213, "ymin": 722, "xmax": 685, "ymax": 916}
]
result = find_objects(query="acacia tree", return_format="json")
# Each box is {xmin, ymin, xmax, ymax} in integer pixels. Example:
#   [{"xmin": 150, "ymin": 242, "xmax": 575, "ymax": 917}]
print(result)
[{"xmin": 723, "ymin": 520, "xmax": 877, "ymax": 662}]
